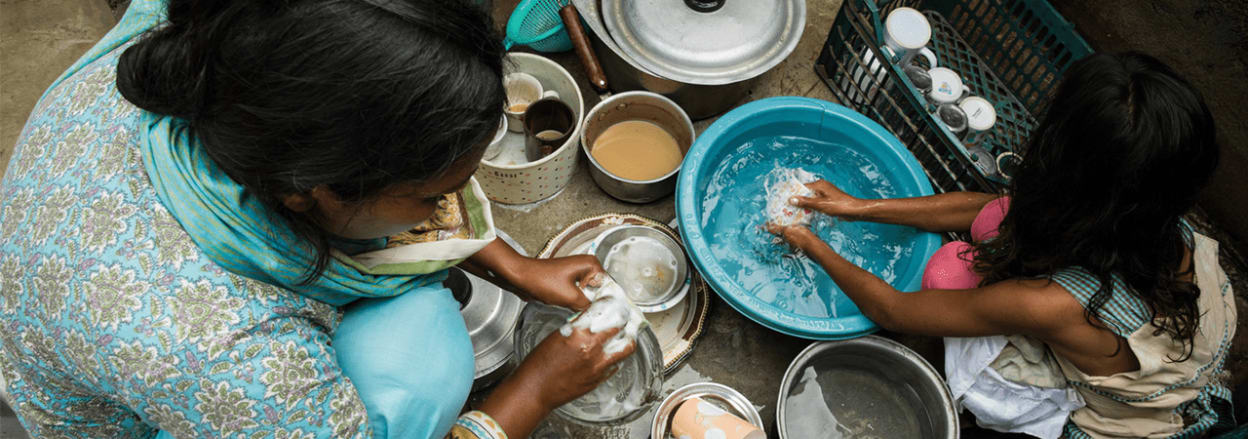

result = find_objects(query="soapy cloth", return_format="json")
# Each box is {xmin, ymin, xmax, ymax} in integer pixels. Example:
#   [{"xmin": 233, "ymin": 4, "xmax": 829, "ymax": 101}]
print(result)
[
  {"xmin": 765, "ymin": 167, "xmax": 819, "ymax": 227},
  {"xmin": 928, "ymin": 197, "xmax": 1085, "ymax": 439},
  {"xmin": 560, "ymin": 274, "xmax": 647, "ymax": 355}
]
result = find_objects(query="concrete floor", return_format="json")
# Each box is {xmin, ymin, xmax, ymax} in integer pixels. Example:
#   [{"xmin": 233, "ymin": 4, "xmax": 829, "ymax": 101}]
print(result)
[
  {"xmin": 0, "ymin": 0, "xmax": 115, "ymax": 177},
  {"xmin": 1, "ymin": 0, "xmax": 1245, "ymax": 437}
]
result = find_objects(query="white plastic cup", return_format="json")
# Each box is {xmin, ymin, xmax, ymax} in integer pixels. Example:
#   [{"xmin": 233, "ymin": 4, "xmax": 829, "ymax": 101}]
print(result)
[
  {"xmin": 926, "ymin": 67, "xmax": 964, "ymax": 106},
  {"xmin": 883, "ymin": 7, "xmax": 938, "ymax": 68},
  {"xmin": 958, "ymin": 96, "xmax": 997, "ymax": 147}
]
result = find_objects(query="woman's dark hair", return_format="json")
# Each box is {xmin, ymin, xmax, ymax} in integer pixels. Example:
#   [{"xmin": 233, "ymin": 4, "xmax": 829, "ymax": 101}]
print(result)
[
  {"xmin": 117, "ymin": 0, "xmax": 505, "ymax": 280},
  {"xmin": 973, "ymin": 52, "xmax": 1218, "ymax": 361}
]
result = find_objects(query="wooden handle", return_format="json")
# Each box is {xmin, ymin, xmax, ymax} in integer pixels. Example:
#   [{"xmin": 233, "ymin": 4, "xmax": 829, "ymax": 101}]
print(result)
[{"xmin": 560, "ymin": 4, "xmax": 609, "ymax": 93}]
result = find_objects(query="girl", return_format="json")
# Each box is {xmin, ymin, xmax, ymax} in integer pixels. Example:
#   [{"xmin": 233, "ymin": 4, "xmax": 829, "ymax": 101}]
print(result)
[
  {"xmin": 0, "ymin": 0, "xmax": 626, "ymax": 438},
  {"xmin": 770, "ymin": 52, "xmax": 1235, "ymax": 438}
]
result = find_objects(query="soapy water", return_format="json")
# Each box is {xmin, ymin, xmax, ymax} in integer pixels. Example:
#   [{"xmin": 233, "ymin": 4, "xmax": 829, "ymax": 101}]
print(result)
[
  {"xmin": 783, "ymin": 362, "xmax": 929, "ymax": 438},
  {"xmin": 603, "ymin": 237, "xmax": 679, "ymax": 304},
  {"xmin": 700, "ymin": 136, "xmax": 918, "ymax": 319},
  {"xmin": 764, "ymin": 167, "xmax": 818, "ymax": 227}
]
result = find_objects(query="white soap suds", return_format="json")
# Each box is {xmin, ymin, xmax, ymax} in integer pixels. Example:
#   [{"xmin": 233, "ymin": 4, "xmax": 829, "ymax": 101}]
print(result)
[{"xmin": 561, "ymin": 274, "xmax": 648, "ymax": 355}]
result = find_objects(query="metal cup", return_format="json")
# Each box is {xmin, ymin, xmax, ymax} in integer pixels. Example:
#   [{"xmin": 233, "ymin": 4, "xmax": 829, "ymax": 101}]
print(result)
[
  {"xmin": 903, "ymin": 64, "xmax": 932, "ymax": 97},
  {"xmin": 967, "ymin": 146, "xmax": 998, "ymax": 177},
  {"xmin": 522, "ymin": 97, "xmax": 575, "ymax": 162},
  {"xmin": 932, "ymin": 102, "xmax": 968, "ymax": 135},
  {"xmin": 996, "ymin": 151, "xmax": 1023, "ymax": 180}
]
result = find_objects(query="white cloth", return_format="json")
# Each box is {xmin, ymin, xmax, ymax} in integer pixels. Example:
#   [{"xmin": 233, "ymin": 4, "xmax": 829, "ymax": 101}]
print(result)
[
  {"xmin": 765, "ymin": 167, "xmax": 818, "ymax": 226},
  {"xmin": 945, "ymin": 335, "xmax": 1085, "ymax": 439}
]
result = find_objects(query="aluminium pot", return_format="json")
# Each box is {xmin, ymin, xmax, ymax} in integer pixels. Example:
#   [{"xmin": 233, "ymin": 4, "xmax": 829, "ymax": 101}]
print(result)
[
  {"xmin": 776, "ymin": 336, "xmax": 959, "ymax": 439},
  {"xmin": 572, "ymin": 0, "xmax": 805, "ymax": 120}
]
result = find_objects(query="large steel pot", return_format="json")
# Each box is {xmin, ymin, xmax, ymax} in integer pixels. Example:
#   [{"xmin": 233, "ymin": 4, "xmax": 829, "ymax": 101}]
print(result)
[
  {"xmin": 591, "ymin": 34, "xmax": 748, "ymax": 120},
  {"xmin": 572, "ymin": 0, "xmax": 804, "ymax": 120},
  {"xmin": 451, "ymin": 231, "xmax": 527, "ymax": 391},
  {"xmin": 776, "ymin": 336, "xmax": 959, "ymax": 439}
]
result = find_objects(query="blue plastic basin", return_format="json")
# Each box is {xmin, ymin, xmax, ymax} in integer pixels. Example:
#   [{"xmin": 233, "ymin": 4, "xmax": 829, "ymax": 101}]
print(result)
[{"xmin": 676, "ymin": 97, "xmax": 941, "ymax": 340}]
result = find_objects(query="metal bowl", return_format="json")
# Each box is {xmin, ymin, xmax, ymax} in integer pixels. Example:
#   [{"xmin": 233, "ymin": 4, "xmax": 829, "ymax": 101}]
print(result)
[
  {"xmin": 651, "ymin": 382, "xmax": 763, "ymax": 439},
  {"xmin": 581, "ymin": 92, "xmax": 695, "ymax": 203},
  {"xmin": 776, "ymin": 336, "xmax": 959, "ymax": 439},
  {"xmin": 513, "ymin": 302, "xmax": 664, "ymax": 426},
  {"xmin": 591, "ymin": 225, "xmax": 690, "ymax": 313}
]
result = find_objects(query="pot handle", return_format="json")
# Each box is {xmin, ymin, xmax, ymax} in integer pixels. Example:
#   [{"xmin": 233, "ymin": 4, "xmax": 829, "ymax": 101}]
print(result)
[
  {"xmin": 560, "ymin": 3, "xmax": 609, "ymax": 93},
  {"xmin": 683, "ymin": 0, "xmax": 724, "ymax": 13}
]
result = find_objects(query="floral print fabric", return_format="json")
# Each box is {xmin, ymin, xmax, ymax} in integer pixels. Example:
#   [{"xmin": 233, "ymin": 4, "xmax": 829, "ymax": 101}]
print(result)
[{"xmin": 0, "ymin": 3, "xmax": 375, "ymax": 437}]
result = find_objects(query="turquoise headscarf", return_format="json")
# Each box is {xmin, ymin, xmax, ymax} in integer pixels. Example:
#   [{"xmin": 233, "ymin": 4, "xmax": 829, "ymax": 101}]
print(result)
[{"xmin": 139, "ymin": 113, "xmax": 450, "ymax": 306}]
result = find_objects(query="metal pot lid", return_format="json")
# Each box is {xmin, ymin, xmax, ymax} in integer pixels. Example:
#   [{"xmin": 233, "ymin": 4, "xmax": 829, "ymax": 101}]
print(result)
[{"xmin": 602, "ymin": 0, "xmax": 806, "ymax": 85}]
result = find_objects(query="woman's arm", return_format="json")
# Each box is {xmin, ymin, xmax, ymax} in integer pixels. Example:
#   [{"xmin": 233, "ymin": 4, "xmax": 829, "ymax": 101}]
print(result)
[
  {"xmin": 465, "ymin": 237, "xmax": 600, "ymax": 310},
  {"xmin": 475, "ymin": 327, "xmax": 634, "ymax": 438},
  {"xmin": 792, "ymin": 180, "xmax": 998, "ymax": 233},
  {"xmin": 774, "ymin": 225, "xmax": 1079, "ymax": 338}
]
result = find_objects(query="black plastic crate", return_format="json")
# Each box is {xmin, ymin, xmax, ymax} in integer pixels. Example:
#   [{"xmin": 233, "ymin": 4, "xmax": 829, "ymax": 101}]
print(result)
[{"xmin": 816, "ymin": 0, "xmax": 1093, "ymax": 193}]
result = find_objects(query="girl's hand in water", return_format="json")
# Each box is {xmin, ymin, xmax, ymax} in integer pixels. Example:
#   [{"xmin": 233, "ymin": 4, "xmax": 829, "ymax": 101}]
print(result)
[
  {"xmin": 509, "ymin": 255, "xmax": 602, "ymax": 311},
  {"xmin": 789, "ymin": 179, "xmax": 862, "ymax": 219},
  {"xmin": 766, "ymin": 222, "xmax": 822, "ymax": 253}
]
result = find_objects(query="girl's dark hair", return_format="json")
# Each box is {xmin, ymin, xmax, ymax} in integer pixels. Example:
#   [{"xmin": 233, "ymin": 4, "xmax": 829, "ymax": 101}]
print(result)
[
  {"xmin": 117, "ymin": 0, "xmax": 505, "ymax": 280},
  {"xmin": 973, "ymin": 52, "xmax": 1218, "ymax": 361}
]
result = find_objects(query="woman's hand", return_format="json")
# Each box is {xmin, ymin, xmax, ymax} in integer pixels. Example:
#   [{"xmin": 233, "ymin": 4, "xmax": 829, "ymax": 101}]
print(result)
[
  {"xmin": 522, "ymin": 326, "xmax": 636, "ymax": 408},
  {"xmin": 508, "ymin": 255, "xmax": 602, "ymax": 311},
  {"xmin": 478, "ymin": 326, "xmax": 636, "ymax": 438},
  {"xmin": 465, "ymin": 239, "xmax": 602, "ymax": 311},
  {"xmin": 789, "ymin": 180, "xmax": 863, "ymax": 219}
]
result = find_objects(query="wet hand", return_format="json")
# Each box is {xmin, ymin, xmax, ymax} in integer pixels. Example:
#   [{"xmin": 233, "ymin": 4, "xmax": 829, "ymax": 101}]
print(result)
[
  {"xmin": 766, "ymin": 222, "xmax": 819, "ymax": 252},
  {"xmin": 789, "ymin": 179, "xmax": 861, "ymax": 219},
  {"xmin": 509, "ymin": 255, "xmax": 603, "ymax": 311},
  {"xmin": 515, "ymin": 326, "xmax": 636, "ymax": 410}
]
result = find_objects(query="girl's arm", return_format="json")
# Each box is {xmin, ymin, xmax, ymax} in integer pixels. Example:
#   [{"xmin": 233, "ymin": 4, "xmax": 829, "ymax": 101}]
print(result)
[
  {"xmin": 774, "ymin": 225, "xmax": 1079, "ymax": 338},
  {"xmin": 792, "ymin": 180, "xmax": 998, "ymax": 233}
]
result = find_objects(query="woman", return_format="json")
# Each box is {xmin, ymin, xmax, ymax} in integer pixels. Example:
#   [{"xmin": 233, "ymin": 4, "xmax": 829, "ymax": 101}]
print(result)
[
  {"xmin": 0, "ymin": 1, "xmax": 627, "ymax": 438},
  {"xmin": 771, "ymin": 53, "xmax": 1236, "ymax": 438}
]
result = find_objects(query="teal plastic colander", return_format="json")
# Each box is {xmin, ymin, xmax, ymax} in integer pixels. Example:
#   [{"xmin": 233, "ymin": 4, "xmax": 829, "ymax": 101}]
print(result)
[{"xmin": 504, "ymin": 0, "xmax": 573, "ymax": 52}]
